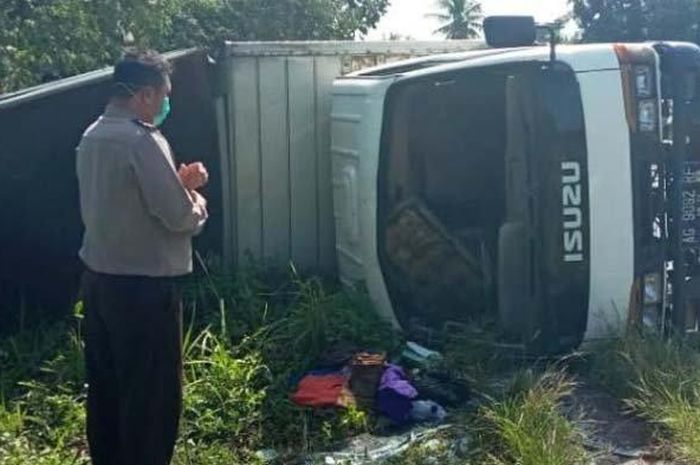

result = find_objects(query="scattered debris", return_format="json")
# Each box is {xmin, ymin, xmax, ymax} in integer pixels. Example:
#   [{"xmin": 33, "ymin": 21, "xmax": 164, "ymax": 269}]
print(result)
[
  {"xmin": 304, "ymin": 424, "xmax": 457, "ymax": 465},
  {"xmin": 402, "ymin": 341, "xmax": 442, "ymax": 365},
  {"xmin": 410, "ymin": 400, "xmax": 447, "ymax": 423}
]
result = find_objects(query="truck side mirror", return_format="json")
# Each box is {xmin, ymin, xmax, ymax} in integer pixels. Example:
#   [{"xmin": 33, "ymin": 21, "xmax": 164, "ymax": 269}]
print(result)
[{"xmin": 484, "ymin": 16, "xmax": 537, "ymax": 48}]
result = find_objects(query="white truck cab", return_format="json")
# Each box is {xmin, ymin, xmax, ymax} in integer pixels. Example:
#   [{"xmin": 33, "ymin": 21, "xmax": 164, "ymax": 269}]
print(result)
[{"xmin": 331, "ymin": 17, "xmax": 700, "ymax": 354}]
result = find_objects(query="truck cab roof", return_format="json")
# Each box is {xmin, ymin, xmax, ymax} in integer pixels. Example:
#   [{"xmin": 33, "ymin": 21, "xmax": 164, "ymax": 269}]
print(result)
[{"xmin": 345, "ymin": 43, "xmax": 640, "ymax": 80}]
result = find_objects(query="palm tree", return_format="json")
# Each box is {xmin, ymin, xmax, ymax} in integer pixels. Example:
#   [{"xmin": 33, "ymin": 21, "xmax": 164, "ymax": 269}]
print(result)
[{"xmin": 427, "ymin": 0, "xmax": 483, "ymax": 39}]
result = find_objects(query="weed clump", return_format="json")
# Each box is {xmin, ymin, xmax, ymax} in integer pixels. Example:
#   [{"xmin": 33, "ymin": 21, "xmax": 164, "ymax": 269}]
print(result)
[
  {"xmin": 587, "ymin": 330, "xmax": 700, "ymax": 463},
  {"xmin": 477, "ymin": 370, "xmax": 589, "ymax": 465}
]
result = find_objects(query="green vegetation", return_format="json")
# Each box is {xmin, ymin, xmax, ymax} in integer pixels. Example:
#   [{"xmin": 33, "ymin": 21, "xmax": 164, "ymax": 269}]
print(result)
[
  {"xmin": 476, "ymin": 370, "xmax": 588, "ymax": 465},
  {"xmin": 571, "ymin": 0, "xmax": 700, "ymax": 43},
  {"xmin": 0, "ymin": 267, "xmax": 399, "ymax": 464},
  {"xmin": 0, "ymin": 0, "xmax": 389, "ymax": 93},
  {"xmin": 587, "ymin": 329, "xmax": 700, "ymax": 464},
  {"xmin": 0, "ymin": 319, "xmax": 87, "ymax": 464},
  {"xmin": 15, "ymin": 268, "xmax": 697, "ymax": 465},
  {"xmin": 380, "ymin": 367, "xmax": 589, "ymax": 465}
]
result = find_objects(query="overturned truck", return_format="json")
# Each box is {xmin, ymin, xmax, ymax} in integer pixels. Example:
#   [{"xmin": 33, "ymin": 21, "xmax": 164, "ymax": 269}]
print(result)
[{"xmin": 332, "ymin": 17, "xmax": 700, "ymax": 354}]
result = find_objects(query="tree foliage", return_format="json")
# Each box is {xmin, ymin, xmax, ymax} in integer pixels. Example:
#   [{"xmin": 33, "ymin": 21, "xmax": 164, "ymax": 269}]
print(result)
[
  {"xmin": 571, "ymin": 0, "xmax": 700, "ymax": 43},
  {"xmin": 0, "ymin": 0, "xmax": 389, "ymax": 93},
  {"xmin": 426, "ymin": 0, "xmax": 483, "ymax": 40}
]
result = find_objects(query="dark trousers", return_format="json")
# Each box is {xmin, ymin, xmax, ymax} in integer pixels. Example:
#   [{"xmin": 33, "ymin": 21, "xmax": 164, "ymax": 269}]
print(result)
[{"xmin": 82, "ymin": 269, "xmax": 184, "ymax": 465}]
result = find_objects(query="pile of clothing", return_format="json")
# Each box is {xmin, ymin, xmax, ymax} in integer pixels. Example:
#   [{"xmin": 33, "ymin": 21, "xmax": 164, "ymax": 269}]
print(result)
[{"xmin": 291, "ymin": 345, "xmax": 469, "ymax": 426}]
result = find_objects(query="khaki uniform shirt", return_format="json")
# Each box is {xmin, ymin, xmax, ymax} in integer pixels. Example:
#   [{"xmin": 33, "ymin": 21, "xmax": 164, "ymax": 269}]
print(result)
[{"xmin": 76, "ymin": 103, "xmax": 208, "ymax": 277}]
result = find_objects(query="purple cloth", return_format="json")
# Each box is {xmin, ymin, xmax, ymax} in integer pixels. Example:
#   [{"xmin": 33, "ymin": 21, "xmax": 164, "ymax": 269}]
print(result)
[
  {"xmin": 377, "ymin": 364, "xmax": 418, "ymax": 424},
  {"xmin": 379, "ymin": 364, "xmax": 418, "ymax": 397}
]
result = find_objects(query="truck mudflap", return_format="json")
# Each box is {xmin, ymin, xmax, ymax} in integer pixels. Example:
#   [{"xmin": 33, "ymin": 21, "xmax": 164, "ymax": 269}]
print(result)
[{"xmin": 655, "ymin": 42, "xmax": 700, "ymax": 331}]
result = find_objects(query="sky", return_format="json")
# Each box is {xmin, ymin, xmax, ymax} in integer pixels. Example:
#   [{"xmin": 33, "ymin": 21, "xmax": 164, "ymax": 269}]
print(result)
[{"xmin": 366, "ymin": 0, "xmax": 572, "ymax": 41}]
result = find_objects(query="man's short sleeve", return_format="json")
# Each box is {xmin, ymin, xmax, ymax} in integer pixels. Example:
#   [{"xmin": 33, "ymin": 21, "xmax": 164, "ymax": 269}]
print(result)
[{"xmin": 129, "ymin": 132, "xmax": 207, "ymax": 234}]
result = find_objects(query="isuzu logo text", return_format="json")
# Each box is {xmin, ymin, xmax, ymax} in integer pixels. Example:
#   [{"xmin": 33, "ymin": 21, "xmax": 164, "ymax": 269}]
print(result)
[{"xmin": 562, "ymin": 161, "xmax": 584, "ymax": 263}]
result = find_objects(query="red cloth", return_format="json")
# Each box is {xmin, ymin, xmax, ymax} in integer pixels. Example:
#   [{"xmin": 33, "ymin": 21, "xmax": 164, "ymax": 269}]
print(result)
[{"xmin": 291, "ymin": 374, "xmax": 355, "ymax": 408}]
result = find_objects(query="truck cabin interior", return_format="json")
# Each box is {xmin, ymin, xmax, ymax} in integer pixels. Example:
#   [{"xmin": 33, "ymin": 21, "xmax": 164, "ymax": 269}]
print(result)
[{"xmin": 377, "ymin": 61, "xmax": 584, "ymax": 346}]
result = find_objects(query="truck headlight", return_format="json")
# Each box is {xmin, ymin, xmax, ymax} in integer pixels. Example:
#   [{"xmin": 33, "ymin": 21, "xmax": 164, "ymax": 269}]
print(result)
[
  {"xmin": 635, "ymin": 65, "xmax": 654, "ymax": 97},
  {"xmin": 644, "ymin": 273, "xmax": 662, "ymax": 305},
  {"xmin": 638, "ymin": 99, "xmax": 658, "ymax": 132}
]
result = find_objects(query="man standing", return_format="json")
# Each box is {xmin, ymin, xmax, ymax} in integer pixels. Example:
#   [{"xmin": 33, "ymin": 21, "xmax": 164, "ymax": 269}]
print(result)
[{"xmin": 76, "ymin": 49, "xmax": 208, "ymax": 465}]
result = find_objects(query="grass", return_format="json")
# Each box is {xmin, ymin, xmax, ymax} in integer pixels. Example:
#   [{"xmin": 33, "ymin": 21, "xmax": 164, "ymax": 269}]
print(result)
[
  {"xmin": 172, "ymin": 441, "xmax": 264, "ymax": 465},
  {"xmin": 0, "ymin": 265, "xmax": 400, "ymax": 464},
  {"xmin": 0, "ymin": 263, "xmax": 625, "ymax": 465},
  {"xmin": 182, "ymin": 330, "xmax": 269, "ymax": 448},
  {"xmin": 380, "ymin": 367, "xmax": 589, "ymax": 465},
  {"xmin": 0, "ymin": 317, "xmax": 89, "ymax": 464},
  {"xmin": 182, "ymin": 261, "xmax": 402, "ymax": 454},
  {"xmin": 586, "ymin": 329, "xmax": 700, "ymax": 464},
  {"xmin": 476, "ymin": 369, "xmax": 589, "ymax": 465}
]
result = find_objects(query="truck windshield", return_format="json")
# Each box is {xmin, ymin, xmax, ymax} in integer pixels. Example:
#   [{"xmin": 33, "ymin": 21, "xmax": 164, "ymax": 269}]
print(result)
[{"xmin": 377, "ymin": 62, "xmax": 589, "ymax": 351}]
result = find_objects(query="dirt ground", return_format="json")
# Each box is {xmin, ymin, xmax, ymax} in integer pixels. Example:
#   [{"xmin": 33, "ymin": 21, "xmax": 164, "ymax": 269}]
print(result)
[{"xmin": 567, "ymin": 381, "xmax": 675, "ymax": 465}]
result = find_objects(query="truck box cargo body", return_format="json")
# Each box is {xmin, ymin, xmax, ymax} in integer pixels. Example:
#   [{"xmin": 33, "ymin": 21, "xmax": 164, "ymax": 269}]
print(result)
[
  {"xmin": 0, "ymin": 41, "xmax": 484, "ymax": 330},
  {"xmin": 331, "ymin": 40, "xmax": 700, "ymax": 354},
  {"xmin": 218, "ymin": 40, "xmax": 484, "ymax": 273}
]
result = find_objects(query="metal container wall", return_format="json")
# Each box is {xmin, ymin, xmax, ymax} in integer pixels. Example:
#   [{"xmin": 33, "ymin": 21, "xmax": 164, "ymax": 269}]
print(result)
[
  {"xmin": 219, "ymin": 40, "xmax": 482, "ymax": 273},
  {"xmin": 0, "ymin": 49, "xmax": 221, "ymax": 331}
]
